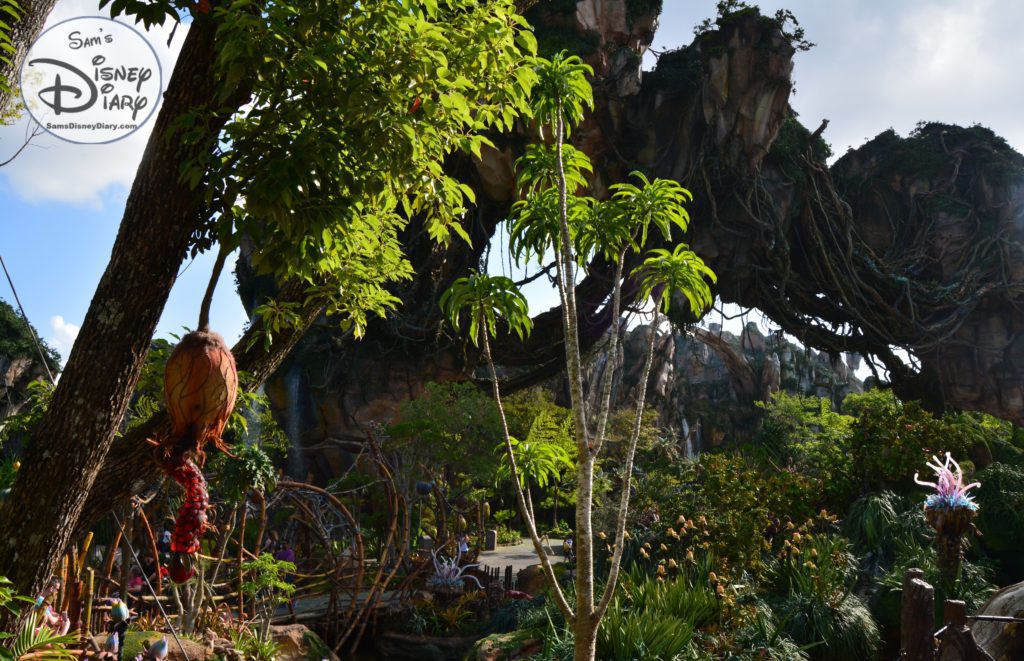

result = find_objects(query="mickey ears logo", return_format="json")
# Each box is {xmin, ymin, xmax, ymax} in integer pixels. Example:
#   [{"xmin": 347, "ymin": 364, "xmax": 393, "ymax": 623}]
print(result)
[{"xmin": 20, "ymin": 17, "xmax": 163, "ymax": 144}]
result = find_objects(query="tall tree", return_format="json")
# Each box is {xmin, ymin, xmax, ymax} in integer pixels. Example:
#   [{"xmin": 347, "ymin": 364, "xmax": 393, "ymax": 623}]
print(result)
[
  {"xmin": 0, "ymin": 0, "xmax": 536, "ymax": 614},
  {"xmin": 0, "ymin": 8, "xmax": 245, "ymax": 617},
  {"xmin": 443, "ymin": 53, "xmax": 716, "ymax": 659}
]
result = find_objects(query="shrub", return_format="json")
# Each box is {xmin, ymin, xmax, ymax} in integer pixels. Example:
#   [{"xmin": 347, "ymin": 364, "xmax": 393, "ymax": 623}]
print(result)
[
  {"xmin": 546, "ymin": 520, "xmax": 573, "ymax": 537},
  {"xmin": 765, "ymin": 533, "xmax": 880, "ymax": 661},
  {"xmin": 974, "ymin": 462, "xmax": 1024, "ymax": 554},
  {"xmin": 676, "ymin": 453, "xmax": 822, "ymax": 571},
  {"xmin": 844, "ymin": 389, "xmax": 971, "ymax": 492},
  {"xmin": 774, "ymin": 591, "xmax": 879, "ymax": 661},
  {"xmin": 843, "ymin": 491, "xmax": 906, "ymax": 559},
  {"xmin": 758, "ymin": 393, "xmax": 855, "ymax": 508},
  {"xmin": 597, "ymin": 571, "xmax": 717, "ymax": 660}
]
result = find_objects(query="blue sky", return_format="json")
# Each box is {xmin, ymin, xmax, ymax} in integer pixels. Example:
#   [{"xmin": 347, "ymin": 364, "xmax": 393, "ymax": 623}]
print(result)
[{"xmin": 2, "ymin": 0, "xmax": 1023, "ymax": 365}]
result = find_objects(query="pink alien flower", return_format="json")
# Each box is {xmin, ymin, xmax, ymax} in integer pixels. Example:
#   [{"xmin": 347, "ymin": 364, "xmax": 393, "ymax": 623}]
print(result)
[{"xmin": 914, "ymin": 452, "xmax": 980, "ymax": 510}]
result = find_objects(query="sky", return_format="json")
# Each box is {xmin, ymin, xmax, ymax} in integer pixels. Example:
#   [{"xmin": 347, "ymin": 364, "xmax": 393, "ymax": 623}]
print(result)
[{"xmin": 2, "ymin": 0, "xmax": 1023, "ymax": 366}]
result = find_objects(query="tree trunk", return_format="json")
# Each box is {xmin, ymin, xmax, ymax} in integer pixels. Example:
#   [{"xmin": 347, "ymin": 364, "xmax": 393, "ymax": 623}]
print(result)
[
  {"xmin": 0, "ymin": 0, "xmax": 58, "ymax": 114},
  {"xmin": 553, "ymin": 103, "xmax": 596, "ymax": 651},
  {"xmin": 573, "ymin": 617, "xmax": 598, "ymax": 661},
  {"xmin": 0, "ymin": 12, "xmax": 251, "ymax": 619}
]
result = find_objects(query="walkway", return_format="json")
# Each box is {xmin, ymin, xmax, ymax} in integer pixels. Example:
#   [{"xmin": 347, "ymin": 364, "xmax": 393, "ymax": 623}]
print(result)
[{"xmin": 476, "ymin": 537, "xmax": 567, "ymax": 576}]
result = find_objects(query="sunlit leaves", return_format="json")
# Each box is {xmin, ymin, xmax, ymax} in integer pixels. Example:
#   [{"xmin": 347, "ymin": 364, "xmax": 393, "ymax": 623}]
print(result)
[
  {"xmin": 515, "ymin": 143, "xmax": 593, "ymax": 196},
  {"xmin": 530, "ymin": 51, "xmax": 594, "ymax": 137},
  {"xmin": 509, "ymin": 189, "xmax": 593, "ymax": 266},
  {"xmin": 195, "ymin": 0, "xmax": 536, "ymax": 337},
  {"xmin": 610, "ymin": 172, "xmax": 693, "ymax": 250},
  {"xmin": 633, "ymin": 244, "xmax": 717, "ymax": 315},
  {"xmin": 495, "ymin": 432, "xmax": 573, "ymax": 490},
  {"xmin": 439, "ymin": 272, "xmax": 532, "ymax": 347}
]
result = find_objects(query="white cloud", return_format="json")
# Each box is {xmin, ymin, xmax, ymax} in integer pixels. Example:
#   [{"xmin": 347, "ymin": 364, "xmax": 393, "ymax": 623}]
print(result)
[
  {"xmin": 49, "ymin": 315, "xmax": 80, "ymax": 362},
  {"xmin": 0, "ymin": 2, "xmax": 189, "ymax": 207}
]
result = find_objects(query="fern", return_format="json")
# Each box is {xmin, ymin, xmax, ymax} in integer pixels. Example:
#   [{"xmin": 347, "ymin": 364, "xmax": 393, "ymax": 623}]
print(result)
[{"xmin": 3, "ymin": 615, "xmax": 77, "ymax": 660}]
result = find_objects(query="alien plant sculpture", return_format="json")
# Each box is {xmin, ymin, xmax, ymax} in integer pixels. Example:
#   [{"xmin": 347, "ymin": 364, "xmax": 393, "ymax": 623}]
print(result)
[
  {"xmin": 915, "ymin": 452, "xmax": 981, "ymax": 589},
  {"xmin": 148, "ymin": 245, "xmax": 239, "ymax": 584},
  {"xmin": 155, "ymin": 327, "xmax": 238, "ymax": 583},
  {"xmin": 426, "ymin": 549, "xmax": 483, "ymax": 596}
]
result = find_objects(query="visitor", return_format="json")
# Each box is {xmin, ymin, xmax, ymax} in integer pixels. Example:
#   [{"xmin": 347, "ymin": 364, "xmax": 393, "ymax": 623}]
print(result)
[
  {"xmin": 274, "ymin": 540, "xmax": 295, "ymax": 564},
  {"xmin": 127, "ymin": 570, "xmax": 144, "ymax": 596},
  {"xmin": 158, "ymin": 524, "xmax": 172, "ymax": 554},
  {"xmin": 140, "ymin": 553, "xmax": 158, "ymax": 584},
  {"xmin": 458, "ymin": 533, "xmax": 470, "ymax": 556},
  {"xmin": 563, "ymin": 535, "xmax": 574, "ymax": 561}
]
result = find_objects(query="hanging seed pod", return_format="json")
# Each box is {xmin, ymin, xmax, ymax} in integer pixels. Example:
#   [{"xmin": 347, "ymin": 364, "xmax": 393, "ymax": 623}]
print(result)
[
  {"xmin": 158, "ymin": 327, "xmax": 236, "ymax": 583},
  {"xmin": 457, "ymin": 515, "xmax": 467, "ymax": 530},
  {"xmin": 482, "ymin": 502, "xmax": 491, "ymax": 519},
  {"xmin": 163, "ymin": 328, "xmax": 238, "ymax": 461}
]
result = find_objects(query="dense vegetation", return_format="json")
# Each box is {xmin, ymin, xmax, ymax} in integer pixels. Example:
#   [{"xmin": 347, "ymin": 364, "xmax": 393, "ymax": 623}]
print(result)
[{"xmin": 391, "ymin": 381, "xmax": 1022, "ymax": 659}]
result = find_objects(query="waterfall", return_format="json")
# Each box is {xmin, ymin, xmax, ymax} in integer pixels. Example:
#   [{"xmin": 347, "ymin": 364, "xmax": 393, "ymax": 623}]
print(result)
[
  {"xmin": 681, "ymin": 418, "xmax": 698, "ymax": 460},
  {"xmin": 285, "ymin": 366, "xmax": 306, "ymax": 479},
  {"xmin": 683, "ymin": 433, "xmax": 696, "ymax": 460}
]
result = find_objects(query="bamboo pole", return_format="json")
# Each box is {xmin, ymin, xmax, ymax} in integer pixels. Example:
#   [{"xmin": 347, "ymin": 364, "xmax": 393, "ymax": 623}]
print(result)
[
  {"xmin": 102, "ymin": 528, "xmax": 123, "ymax": 598},
  {"xmin": 82, "ymin": 568, "xmax": 95, "ymax": 637},
  {"xmin": 78, "ymin": 532, "xmax": 94, "ymax": 579}
]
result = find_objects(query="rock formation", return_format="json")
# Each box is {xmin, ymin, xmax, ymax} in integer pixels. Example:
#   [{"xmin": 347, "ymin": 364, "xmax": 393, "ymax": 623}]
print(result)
[
  {"xmin": 0, "ymin": 299, "xmax": 57, "ymax": 423},
  {"xmin": 580, "ymin": 321, "xmax": 862, "ymax": 449},
  {"xmin": 237, "ymin": 2, "xmax": 1024, "ymax": 478}
]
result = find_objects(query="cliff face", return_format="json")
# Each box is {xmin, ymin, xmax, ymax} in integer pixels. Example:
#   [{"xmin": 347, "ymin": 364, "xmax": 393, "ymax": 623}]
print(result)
[
  {"xmin": 239, "ymin": 2, "xmax": 1024, "ymax": 480},
  {"xmin": 0, "ymin": 355, "xmax": 48, "ymax": 420},
  {"xmin": 0, "ymin": 299, "xmax": 56, "ymax": 423},
  {"xmin": 581, "ymin": 321, "xmax": 862, "ymax": 449}
]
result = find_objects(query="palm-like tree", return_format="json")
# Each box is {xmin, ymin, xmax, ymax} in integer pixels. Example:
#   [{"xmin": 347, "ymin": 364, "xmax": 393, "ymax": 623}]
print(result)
[
  {"xmin": 635, "ymin": 244, "xmax": 718, "ymax": 315},
  {"xmin": 443, "ymin": 52, "xmax": 716, "ymax": 661},
  {"xmin": 439, "ymin": 272, "xmax": 531, "ymax": 348},
  {"xmin": 440, "ymin": 272, "xmax": 570, "ymax": 587},
  {"xmin": 495, "ymin": 433, "xmax": 573, "ymax": 525}
]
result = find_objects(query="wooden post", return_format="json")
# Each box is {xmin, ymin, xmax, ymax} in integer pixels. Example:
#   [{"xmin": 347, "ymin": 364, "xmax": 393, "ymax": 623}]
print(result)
[
  {"xmin": 56, "ymin": 555, "xmax": 68, "ymax": 611},
  {"xmin": 82, "ymin": 569, "xmax": 95, "ymax": 637},
  {"xmin": 944, "ymin": 600, "xmax": 967, "ymax": 628},
  {"xmin": 938, "ymin": 599, "xmax": 995, "ymax": 661},
  {"xmin": 901, "ymin": 568, "xmax": 935, "ymax": 661},
  {"xmin": 504, "ymin": 565, "xmax": 512, "ymax": 592},
  {"xmin": 68, "ymin": 578, "xmax": 82, "ymax": 635}
]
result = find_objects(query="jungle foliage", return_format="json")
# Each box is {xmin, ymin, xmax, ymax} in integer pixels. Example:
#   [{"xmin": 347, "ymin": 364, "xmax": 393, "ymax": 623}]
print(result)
[{"xmin": 488, "ymin": 384, "xmax": 1019, "ymax": 659}]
